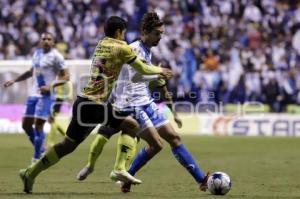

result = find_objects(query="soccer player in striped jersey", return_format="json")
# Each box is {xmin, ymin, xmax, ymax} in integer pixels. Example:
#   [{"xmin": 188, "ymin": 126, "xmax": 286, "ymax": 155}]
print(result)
[
  {"xmin": 3, "ymin": 32, "xmax": 69, "ymax": 163},
  {"xmin": 18, "ymin": 16, "xmax": 173, "ymax": 194},
  {"xmin": 77, "ymin": 12, "xmax": 209, "ymax": 192}
]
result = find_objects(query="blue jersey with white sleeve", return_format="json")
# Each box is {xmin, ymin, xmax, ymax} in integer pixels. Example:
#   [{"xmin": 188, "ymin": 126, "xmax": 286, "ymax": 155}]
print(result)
[
  {"xmin": 110, "ymin": 41, "xmax": 168, "ymax": 129},
  {"xmin": 30, "ymin": 48, "xmax": 66, "ymax": 97}
]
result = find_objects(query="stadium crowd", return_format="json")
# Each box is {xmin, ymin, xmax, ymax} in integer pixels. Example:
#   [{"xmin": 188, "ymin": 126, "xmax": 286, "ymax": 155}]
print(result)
[{"xmin": 1, "ymin": 0, "xmax": 300, "ymax": 112}]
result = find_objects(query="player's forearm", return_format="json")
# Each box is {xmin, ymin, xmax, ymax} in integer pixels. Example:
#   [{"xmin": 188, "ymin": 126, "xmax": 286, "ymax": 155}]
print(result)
[
  {"xmin": 130, "ymin": 58, "xmax": 162, "ymax": 75},
  {"xmin": 14, "ymin": 70, "xmax": 33, "ymax": 82},
  {"xmin": 53, "ymin": 69, "xmax": 70, "ymax": 87}
]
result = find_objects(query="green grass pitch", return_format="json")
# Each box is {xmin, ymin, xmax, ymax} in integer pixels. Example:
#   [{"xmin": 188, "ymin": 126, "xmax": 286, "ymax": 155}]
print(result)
[{"xmin": 0, "ymin": 134, "xmax": 299, "ymax": 199}]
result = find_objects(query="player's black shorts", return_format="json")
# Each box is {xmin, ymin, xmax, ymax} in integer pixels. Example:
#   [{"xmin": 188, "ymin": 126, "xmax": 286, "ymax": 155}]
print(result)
[
  {"xmin": 97, "ymin": 125, "xmax": 120, "ymax": 139},
  {"xmin": 66, "ymin": 96, "xmax": 128, "ymax": 144},
  {"xmin": 51, "ymin": 98, "xmax": 64, "ymax": 117}
]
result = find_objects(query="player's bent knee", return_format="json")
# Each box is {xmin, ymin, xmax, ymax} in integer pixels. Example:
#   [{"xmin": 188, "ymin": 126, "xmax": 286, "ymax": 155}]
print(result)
[
  {"xmin": 34, "ymin": 119, "xmax": 46, "ymax": 131},
  {"xmin": 170, "ymin": 134, "xmax": 181, "ymax": 147},
  {"xmin": 22, "ymin": 119, "xmax": 34, "ymax": 132},
  {"xmin": 145, "ymin": 139, "xmax": 163, "ymax": 157},
  {"xmin": 98, "ymin": 126, "xmax": 120, "ymax": 139},
  {"xmin": 22, "ymin": 123, "xmax": 32, "ymax": 132},
  {"xmin": 120, "ymin": 117, "xmax": 139, "ymax": 135},
  {"xmin": 153, "ymin": 140, "xmax": 164, "ymax": 153},
  {"xmin": 35, "ymin": 125, "xmax": 44, "ymax": 132},
  {"xmin": 54, "ymin": 138, "xmax": 79, "ymax": 158},
  {"xmin": 122, "ymin": 129, "xmax": 136, "ymax": 138}
]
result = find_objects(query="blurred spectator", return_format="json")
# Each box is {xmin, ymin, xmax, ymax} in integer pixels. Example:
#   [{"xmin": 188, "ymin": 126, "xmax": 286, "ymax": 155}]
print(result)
[
  {"xmin": 262, "ymin": 71, "xmax": 282, "ymax": 112},
  {"xmin": 203, "ymin": 50, "xmax": 219, "ymax": 71}
]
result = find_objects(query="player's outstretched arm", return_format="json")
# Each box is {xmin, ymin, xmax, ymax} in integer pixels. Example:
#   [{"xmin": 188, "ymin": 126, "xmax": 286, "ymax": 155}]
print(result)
[
  {"xmin": 121, "ymin": 44, "xmax": 173, "ymax": 79},
  {"xmin": 121, "ymin": 44, "xmax": 161, "ymax": 75},
  {"xmin": 130, "ymin": 58, "xmax": 173, "ymax": 79},
  {"xmin": 130, "ymin": 57, "xmax": 161, "ymax": 74},
  {"xmin": 3, "ymin": 68, "xmax": 33, "ymax": 88},
  {"xmin": 132, "ymin": 74, "xmax": 159, "ymax": 83}
]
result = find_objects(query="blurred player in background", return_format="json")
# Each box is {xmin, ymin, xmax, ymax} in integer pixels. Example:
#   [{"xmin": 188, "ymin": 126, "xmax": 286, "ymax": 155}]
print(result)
[
  {"xmin": 3, "ymin": 32, "xmax": 69, "ymax": 163},
  {"xmin": 46, "ymin": 81, "xmax": 73, "ymax": 147},
  {"xmin": 77, "ymin": 12, "xmax": 209, "ymax": 193},
  {"xmin": 18, "ymin": 16, "xmax": 173, "ymax": 194}
]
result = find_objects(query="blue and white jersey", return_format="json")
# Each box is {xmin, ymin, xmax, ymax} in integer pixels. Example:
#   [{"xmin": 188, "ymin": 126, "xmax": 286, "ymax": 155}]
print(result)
[
  {"xmin": 110, "ymin": 40, "xmax": 155, "ymax": 109},
  {"xmin": 30, "ymin": 48, "xmax": 66, "ymax": 97}
]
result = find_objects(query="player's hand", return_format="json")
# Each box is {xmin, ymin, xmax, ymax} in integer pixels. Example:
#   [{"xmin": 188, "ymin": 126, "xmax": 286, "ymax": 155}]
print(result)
[
  {"xmin": 160, "ymin": 68, "xmax": 173, "ymax": 80},
  {"xmin": 40, "ymin": 85, "xmax": 51, "ymax": 94},
  {"xmin": 174, "ymin": 115, "xmax": 182, "ymax": 128},
  {"xmin": 3, "ymin": 80, "xmax": 15, "ymax": 88}
]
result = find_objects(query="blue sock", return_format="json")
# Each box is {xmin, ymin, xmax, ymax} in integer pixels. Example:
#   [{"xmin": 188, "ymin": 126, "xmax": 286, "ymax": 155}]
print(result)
[
  {"xmin": 172, "ymin": 144, "xmax": 205, "ymax": 183},
  {"xmin": 27, "ymin": 129, "xmax": 35, "ymax": 146},
  {"xmin": 128, "ymin": 148, "xmax": 151, "ymax": 176},
  {"xmin": 33, "ymin": 129, "xmax": 45, "ymax": 159}
]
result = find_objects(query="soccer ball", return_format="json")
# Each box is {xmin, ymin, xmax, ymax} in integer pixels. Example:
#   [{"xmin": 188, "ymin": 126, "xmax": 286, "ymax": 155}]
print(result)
[{"xmin": 207, "ymin": 171, "xmax": 231, "ymax": 195}]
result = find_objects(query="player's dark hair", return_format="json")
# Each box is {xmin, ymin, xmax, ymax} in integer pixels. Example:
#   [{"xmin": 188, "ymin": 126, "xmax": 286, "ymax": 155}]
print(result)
[
  {"xmin": 104, "ymin": 16, "xmax": 127, "ymax": 37},
  {"xmin": 42, "ymin": 32, "xmax": 53, "ymax": 36},
  {"xmin": 141, "ymin": 12, "xmax": 164, "ymax": 33}
]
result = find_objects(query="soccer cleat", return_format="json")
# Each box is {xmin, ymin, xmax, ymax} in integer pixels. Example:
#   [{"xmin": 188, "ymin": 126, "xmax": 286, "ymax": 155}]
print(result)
[
  {"xmin": 76, "ymin": 166, "xmax": 94, "ymax": 181},
  {"xmin": 121, "ymin": 182, "xmax": 132, "ymax": 193},
  {"xmin": 199, "ymin": 172, "xmax": 210, "ymax": 192},
  {"xmin": 109, "ymin": 170, "xmax": 142, "ymax": 185},
  {"xmin": 19, "ymin": 169, "xmax": 34, "ymax": 194}
]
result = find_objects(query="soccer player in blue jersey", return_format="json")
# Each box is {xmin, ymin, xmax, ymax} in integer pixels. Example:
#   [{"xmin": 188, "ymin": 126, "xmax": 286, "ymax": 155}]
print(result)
[
  {"xmin": 77, "ymin": 12, "xmax": 209, "ymax": 193},
  {"xmin": 113, "ymin": 12, "xmax": 209, "ymax": 193},
  {"xmin": 3, "ymin": 33, "xmax": 69, "ymax": 163}
]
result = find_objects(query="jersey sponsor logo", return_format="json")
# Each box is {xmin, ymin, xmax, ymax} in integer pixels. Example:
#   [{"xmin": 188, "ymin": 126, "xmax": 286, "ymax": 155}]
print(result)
[
  {"xmin": 201, "ymin": 114, "xmax": 300, "ymax": 136},
  {"xmin": 212, "ymin": 115, "xmax": 234, "ymax": 135}
]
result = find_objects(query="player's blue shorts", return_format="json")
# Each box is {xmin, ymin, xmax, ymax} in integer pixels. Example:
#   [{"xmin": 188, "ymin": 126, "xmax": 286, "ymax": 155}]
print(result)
[
  {"xmin": 133, "ymin": 101, "xmax": 169, "ymax": 130},
  {"xmin": 98, "ymin": 102, "xmax": 169, "ymax": 137},
  {"xmin": 23, "ymin": 96, "xmax": 53, "ymax": 121}
]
